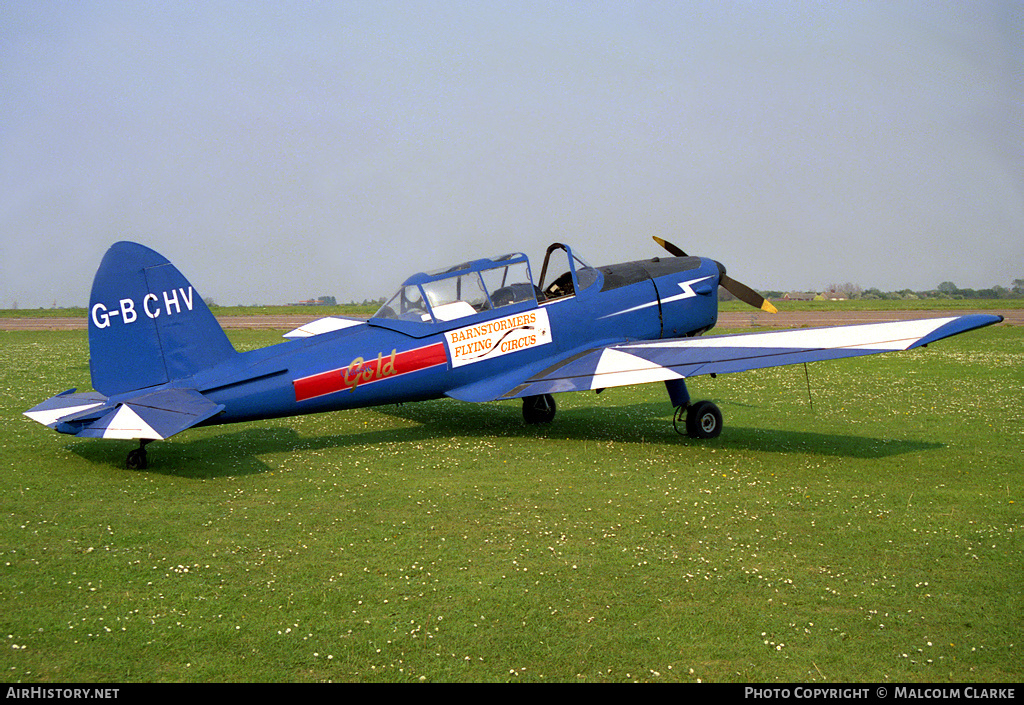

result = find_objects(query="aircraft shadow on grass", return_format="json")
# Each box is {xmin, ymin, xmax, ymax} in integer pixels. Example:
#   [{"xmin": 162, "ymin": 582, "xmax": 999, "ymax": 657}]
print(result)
[
  {"xmin": 67, "ymin": 398, "xmax": 942, "ymax": 478},
  {"xmin": 378, "ymin": 398, "xmax": 945, "ymax": 459}
]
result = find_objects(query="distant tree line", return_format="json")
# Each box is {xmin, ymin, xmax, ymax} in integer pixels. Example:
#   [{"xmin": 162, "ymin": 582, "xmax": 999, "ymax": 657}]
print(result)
[
  {"xmin": 737, "ymin": 279, "xmax": 1024, "ymax": 302},
  {"xmin": 859, "ymin": 280, "xmax": 1024, "ymax": 301}
]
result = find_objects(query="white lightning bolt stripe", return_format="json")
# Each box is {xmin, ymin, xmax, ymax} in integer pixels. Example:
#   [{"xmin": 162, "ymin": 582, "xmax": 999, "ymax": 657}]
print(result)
[
  {"xmin": 660, "ymin": 276, "xmax": 716, "ymax": 305},
  {"xmin": 599, "ymin": 276, "xmax": 715, "ymax": 319}
]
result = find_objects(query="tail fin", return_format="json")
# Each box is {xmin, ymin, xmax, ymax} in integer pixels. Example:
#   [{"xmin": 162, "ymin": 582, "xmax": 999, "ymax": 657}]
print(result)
[{"xmin": 88, "ymin": 242, "xmax": 236, "ymax": 396}]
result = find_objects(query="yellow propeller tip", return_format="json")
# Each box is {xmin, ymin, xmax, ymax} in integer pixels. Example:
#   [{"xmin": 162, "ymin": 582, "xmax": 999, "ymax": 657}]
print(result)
[{"xmin": 761, "ymin": 301, "xmax": 778, "ymax": 314}]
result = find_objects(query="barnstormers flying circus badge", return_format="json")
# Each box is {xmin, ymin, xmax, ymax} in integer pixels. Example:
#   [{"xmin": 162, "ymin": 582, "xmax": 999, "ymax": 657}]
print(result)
[{"xmin": 444, "ymin": 308, "xmax": 552, "ymax": 368}]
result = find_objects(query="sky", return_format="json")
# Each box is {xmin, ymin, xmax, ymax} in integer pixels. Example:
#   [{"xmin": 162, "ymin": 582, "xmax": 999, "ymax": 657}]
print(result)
[{"xmin": 2, "ymin": 1, "xmax": 1022, "ymax": 308}]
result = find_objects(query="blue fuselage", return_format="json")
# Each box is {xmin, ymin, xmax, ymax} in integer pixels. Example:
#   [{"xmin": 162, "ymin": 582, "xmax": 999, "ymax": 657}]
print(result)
[{"xmin": 184, "ymin": 255, "xmax": 721, "ymax": 427}]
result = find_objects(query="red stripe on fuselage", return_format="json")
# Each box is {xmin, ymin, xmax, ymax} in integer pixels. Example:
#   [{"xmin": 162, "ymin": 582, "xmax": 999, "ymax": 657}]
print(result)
[{"xmin": 293, "ymin": 342, "xmax": 448, "ymax": 402}]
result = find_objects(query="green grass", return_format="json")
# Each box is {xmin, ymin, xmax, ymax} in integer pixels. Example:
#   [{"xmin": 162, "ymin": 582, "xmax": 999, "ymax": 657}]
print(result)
[{"xmin": 0, "ymin": 325, "xmax": 1021, "ymax": 682}]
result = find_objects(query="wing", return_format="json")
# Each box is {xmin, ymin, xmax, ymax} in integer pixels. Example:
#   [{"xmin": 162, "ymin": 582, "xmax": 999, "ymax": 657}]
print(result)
[
  {"xmin": 451, "ymin": 314, "xmax": 1002, "ymax": 402},
  {"xmin": 282, "ymin": 316, "xmax": 367, "ymax": 339},
  {"xmin": 25, "ymin": 388, "xmax": 224, "ymax": 440}
]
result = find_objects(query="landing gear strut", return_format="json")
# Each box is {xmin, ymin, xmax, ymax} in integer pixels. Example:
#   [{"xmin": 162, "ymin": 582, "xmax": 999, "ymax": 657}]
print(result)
[
  {"xmin": 126, "ymin": 440, "xmax": 151, "ymax": 470},
  {"xmin": 522, "ymin": 394, "xmax": 556, "ymax": 424}
]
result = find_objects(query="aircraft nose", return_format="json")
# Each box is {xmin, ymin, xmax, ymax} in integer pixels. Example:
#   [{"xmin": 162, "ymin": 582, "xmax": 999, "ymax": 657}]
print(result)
[{"xmin": 649, "ymin": 238, "xmax": 776, "ymax": 314}]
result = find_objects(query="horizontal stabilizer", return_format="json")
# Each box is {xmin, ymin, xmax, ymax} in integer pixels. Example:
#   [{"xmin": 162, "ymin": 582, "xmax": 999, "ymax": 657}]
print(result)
[
  {"xmin": 26, "ymin": 388, "xmax": 223, "ymax": 441},
  {"xmin": 23, "ymin": 389, "xmax": 108, "ymax": 428},
  {"xmin": 76, "ymin": 389, "xmax": 224, "ymax": 440},
  {"xmin": 495, "ymin": 314, "xmax": 1003, "ymax": 400}
]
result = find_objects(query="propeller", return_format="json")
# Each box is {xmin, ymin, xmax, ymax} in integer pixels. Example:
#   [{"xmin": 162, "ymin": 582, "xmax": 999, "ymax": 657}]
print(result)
[
  {"xmin": 718, "ymin": 269, "xmax": 779, "ymax": 314},
  {"xmin": 652, "ymin": 236, "xmax": 778, "ymax": 314},
  {"xmin": 652, "ymin": 236, "xmax": 686, "ymax": 258}
]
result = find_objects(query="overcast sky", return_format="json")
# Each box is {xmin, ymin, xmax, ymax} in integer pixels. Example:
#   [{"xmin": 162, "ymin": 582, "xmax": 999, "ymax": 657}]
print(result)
[{"xmin": 2, "ymin": 1, "xmax": 1021, "ymax": 308}]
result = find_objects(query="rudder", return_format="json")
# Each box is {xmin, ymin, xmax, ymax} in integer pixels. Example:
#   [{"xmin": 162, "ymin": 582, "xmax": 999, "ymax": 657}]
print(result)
[{"xmin": 88, "ymin": 241, "xmax": 236, "ymax": 396}]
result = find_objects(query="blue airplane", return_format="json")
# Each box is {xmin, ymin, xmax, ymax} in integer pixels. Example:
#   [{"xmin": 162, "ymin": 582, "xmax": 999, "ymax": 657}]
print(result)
[{"xmin": 25, "ymin": 239, "xmax": 1002, "ymax": 469}]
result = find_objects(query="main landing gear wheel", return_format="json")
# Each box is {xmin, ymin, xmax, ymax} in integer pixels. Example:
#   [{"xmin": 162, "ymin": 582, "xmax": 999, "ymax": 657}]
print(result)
[
  {"xmin": 674, "ymin": 400, "xmax": 723, "ymax": 439},
  {"xmin": 522, "ymin": 394, "xmax": 557, "ymax": 424},
  {"xmin": 126, "ymin": 441, "xmax": 151, "ymax": 470}
]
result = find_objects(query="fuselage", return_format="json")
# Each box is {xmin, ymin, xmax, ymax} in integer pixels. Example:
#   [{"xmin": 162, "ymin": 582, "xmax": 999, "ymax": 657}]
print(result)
[{"xmin": 183, "ymin": 251, "xmax": 722, "ymax": 427}]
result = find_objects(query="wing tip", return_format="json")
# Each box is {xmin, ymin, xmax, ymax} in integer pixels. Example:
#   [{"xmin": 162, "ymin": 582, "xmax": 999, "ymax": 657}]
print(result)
[{"xmin": 910, "ymin": 313, "xmax": 1004, "ymax": 349}]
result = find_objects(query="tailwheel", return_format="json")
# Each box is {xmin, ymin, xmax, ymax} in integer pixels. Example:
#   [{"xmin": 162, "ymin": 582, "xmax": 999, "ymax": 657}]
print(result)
[
  {"xmin": 675, "ymin": 400, "xmax": 722, "ymax": 439},
  {"xmin": 126, "ymin": 440, "xmax": 151, "ymax": 470},
  {"xmin": 522, "ymin": 394, "xmax": 557, "ymax": 424}
]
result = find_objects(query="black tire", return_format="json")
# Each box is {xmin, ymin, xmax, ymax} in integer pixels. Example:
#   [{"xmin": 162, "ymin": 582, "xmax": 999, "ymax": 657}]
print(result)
[
  {"xmin": 522, "ymin": 394, "xmax": 557, "ymax": 424},
  {"xmin": 686, "ymin": 400, "xmax": 722, "ymax": 439},
  {"xmin": 126, "ymin": 448, "xmax": 148, "ymax": 470}
]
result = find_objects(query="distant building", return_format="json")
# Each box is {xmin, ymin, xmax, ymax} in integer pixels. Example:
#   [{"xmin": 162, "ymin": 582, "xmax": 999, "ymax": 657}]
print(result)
[{"xmin": 288, "ymin": 296, "xmax": 337, "ymax": 306}]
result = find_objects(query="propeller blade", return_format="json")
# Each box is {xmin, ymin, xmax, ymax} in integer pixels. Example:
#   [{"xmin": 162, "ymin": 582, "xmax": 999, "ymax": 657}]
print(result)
[
  {"xmin": 652, "ymin": 236, "xmax": 687, "ymax": 257},
  {"xmin": 720, "ymin": 274, "xmax": 778, "ymax": 314},
  {"xmin": 654, "ymin": 238, "xmax": 776, "ymax": 313}
]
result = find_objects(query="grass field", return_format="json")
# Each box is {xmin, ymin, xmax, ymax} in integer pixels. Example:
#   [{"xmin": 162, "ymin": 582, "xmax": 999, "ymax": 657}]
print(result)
[{"xmin": 0, "ymin": 324, "xmax": 1020, "ymax": 682}]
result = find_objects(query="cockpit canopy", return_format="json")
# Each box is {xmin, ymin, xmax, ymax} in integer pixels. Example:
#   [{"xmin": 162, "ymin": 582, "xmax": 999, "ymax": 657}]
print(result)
[
  {"xmin": 372, "ymin": 244, "xmax": 600, "ymax": 326},
  {"xmin": 373, "ymin": 252, "xmax": 538, "ymax": 323}
]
